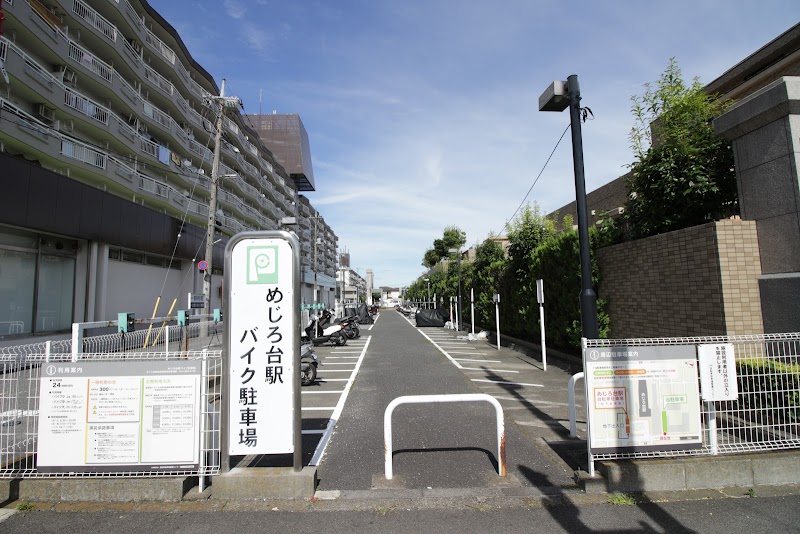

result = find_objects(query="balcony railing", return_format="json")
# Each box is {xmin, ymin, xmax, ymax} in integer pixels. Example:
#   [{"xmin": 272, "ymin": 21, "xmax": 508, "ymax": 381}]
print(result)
[
  {"xmin": 144, "ymin": 28, "xmax": 176, "ymax": 65},
  {"xmin": 143, "ymin": 63, "xmax": 174, "ymax": 96},
  {"xmin": 65, "ymin": 89, "xmax": 110, "ymax": 125},
  {"xmin": 68, "ymin": 42, "xmax": 113, "ymax": 83},
  {"xmin": 61, "ymin": 138, "xmax": 107, "ymax": 169},
  {"xmin": 142, "ymin": 100, "xmax": 171, "ymax": 129},
  {"xmin": 124, "ymin": 0, "xmax": 144, "ymax": 29},
  {"xmin": 122, "ymin": 38, "xmax": 143, "ymax": 67},
  {"xmin": 72, "ymin": 0, "xmax": 117, "ymax": 42},
  {"xmin": 139, "ymin": 175, "xmax": 169, "ymax": 198}
]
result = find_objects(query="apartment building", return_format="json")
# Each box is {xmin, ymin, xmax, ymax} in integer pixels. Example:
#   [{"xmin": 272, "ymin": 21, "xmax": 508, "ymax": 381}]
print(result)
[{"xmin": 0, "ymin": 0, "xmax": 337, "ymax": 336}]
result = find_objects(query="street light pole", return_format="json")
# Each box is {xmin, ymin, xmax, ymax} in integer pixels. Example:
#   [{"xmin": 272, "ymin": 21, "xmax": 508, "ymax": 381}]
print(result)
[
  {"xmin": 312, "ymin": 218, "xmax": 318, "ymax": 305},
  {"xmin": 203, "ymin": 79, "xmax": 241, "ymax": 329},
  {"xmin": 566, "ymin": 75, "xmax": 599, "ymax": 339},
  {"xmin": 539, "ymin": 75, "xmax": 599, "ymax": 339},
  {"xmin": 308, "ymin": 215, "xmax": 324, "ymax": 307},
  {"xmin": 448, "ymin": 248, "xmax": 462, "ymax": 331}
]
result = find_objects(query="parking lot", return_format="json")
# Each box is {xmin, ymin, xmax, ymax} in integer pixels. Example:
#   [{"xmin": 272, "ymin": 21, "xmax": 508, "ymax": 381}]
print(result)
[{"xmin": 301, "ymin": 319, "xmax": 376, "ymax": 466}]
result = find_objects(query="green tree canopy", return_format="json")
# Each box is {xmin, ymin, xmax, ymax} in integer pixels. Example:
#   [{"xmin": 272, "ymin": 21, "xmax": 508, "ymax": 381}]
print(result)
[
  {"xmin": 422, "ymin": 225, "xmax": 467, "ymax": 268},
  {"xmin": 624, "ymin": 58, "xmax": 738, "ymax": 239}
]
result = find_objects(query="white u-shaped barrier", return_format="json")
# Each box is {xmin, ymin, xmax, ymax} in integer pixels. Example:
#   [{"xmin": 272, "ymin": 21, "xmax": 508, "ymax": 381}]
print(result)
[
  {"xmin": 568, "ymin": 372, "xmax": 584, "ymax": 438},
  {"xmin": 383, "ymin": 393, "xmax": 506, "ymax": 480}
]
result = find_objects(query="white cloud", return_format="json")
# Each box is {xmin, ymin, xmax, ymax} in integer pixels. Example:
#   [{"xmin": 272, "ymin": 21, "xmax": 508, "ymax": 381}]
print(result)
[
  {"xmin": 223, "ymin": 0, "xmax": 246, "ymax": 19},
  {"xmin": 241, "ymin": 24, "xmax": 271, "ymax": 53}
]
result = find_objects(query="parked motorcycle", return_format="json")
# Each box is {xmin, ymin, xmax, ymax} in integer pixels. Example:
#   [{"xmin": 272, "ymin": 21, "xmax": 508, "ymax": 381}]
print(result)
[
  {"xmin": 301, "ymin": 342, "xmax": 320, "ymax": 386},
  {"xmin": 303, "ymin": 310, "xmax": 347, "ymax": 346},
  {"xmin": 337, "ymin": 315, "xmax": 361, "ymax": 339}
]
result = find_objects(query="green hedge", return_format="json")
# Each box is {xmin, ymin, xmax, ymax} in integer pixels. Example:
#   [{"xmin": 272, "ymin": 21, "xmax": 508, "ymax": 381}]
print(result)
[{"xmin": 736, "ymin": 359, "xmax": 800, "ymax": 423}]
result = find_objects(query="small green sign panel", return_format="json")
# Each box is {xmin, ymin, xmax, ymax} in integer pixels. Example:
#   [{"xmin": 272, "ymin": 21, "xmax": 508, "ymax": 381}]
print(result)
[{"xmin": 246, "ymin": 246, "xmax": 279, "ymax": 284}]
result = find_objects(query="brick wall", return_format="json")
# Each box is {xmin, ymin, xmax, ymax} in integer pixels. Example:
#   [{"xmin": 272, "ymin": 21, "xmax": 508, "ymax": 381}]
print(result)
[
  {"xmin": 597, "ymin": 220, "xmax": 762, "ymax": 339},
  {"xmin": 716, "ymin": 220, "xmax": 763, "ymax": 335}
]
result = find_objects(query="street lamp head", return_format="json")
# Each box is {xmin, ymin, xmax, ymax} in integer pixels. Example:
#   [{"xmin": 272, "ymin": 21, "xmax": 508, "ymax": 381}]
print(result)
[{"xmin": 539, "ymin": 80, "xmax": 570, "ymax": 112}]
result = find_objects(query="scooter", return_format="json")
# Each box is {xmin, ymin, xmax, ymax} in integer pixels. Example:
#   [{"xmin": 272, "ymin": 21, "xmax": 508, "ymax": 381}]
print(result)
[
  {"xmin": 301, "ymin": 342, "xmax": 320, "ymax": 386},
  {"xmin": 337, "ymin": 315, "xmax": 361, "ymax": 339},
  {"xmin": 304, "ymin": 310, "xmax": 347, "ymax": 346}
]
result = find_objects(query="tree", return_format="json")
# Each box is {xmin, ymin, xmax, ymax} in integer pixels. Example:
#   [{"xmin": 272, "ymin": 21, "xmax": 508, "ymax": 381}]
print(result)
[
  {"xmin": 624, "ymin": 58, "xmax": 737, "ymax": 239},
  {"xmin": 500, "ymin": 203, "xmax": 556, "ymax": 338},
  {"xmin": 421, "ymin": 226, "xmax": 467, "ymax": 267},
  {"xmin": 471, "ymin": 237, "xmax": 506, "ymax": 326}
]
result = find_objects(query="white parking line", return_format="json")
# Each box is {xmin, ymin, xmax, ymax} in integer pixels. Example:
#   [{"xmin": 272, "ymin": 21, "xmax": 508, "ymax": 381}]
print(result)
[
  {"xmin": 472, "ymin": 378, "xmax": 544, "ymax": 387},
  {"xmin": 309, "ymin": 335, "xmax": 372, "ymax": 466},
  {"xmin": 325, "ymin": 356, "xmax": 360, "ymax": 359},
  {"xmin": 416, "ymin": 329, "xmax": 463, "ymax": 369},
  {"xmin": 321, "ymin": 362, "xmax": 359, "ymax": 365},
  {"xmin": 301, "ymin": 429, "xmax": 326, "ymax": 435},
  {"xmin": 448, "ymin": 351, "xmax": 487, "ymax": 355},
  {"xmin": 454, "ymin": 358, "xmax": 501, "ymax": 363},
  {"xmin": 461, "ymin": 367, "xmax": 519, "ymax": 373}
]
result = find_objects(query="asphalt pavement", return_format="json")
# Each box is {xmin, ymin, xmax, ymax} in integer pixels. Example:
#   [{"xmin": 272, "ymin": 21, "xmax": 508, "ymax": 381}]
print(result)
[{"xmin": 314, "ymin": 308, "xmax": 581, "ymax": 495}]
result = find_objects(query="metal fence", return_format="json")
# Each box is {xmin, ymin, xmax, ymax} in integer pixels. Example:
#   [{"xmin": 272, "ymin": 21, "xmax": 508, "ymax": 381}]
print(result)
[
  {"xmin": 584, "ymin": 333, "xmax": 800, "ymax": 470},
  {"xmin": 0, "ymin": 346, "xmax": 222, "ymax": 478},
  {"xmin": 0, "ymin": 317, "xmax": 222, "ymax": 360}
]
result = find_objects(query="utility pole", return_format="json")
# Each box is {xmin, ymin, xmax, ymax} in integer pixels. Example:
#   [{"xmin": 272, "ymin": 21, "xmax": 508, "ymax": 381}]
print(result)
[
  {"xmin": 202, "ymin": 80, "xmax": 241, "ymax": 332},
  {"xmin": 310, "ymin": 215, "xmax": 323, "ymax": 306}
]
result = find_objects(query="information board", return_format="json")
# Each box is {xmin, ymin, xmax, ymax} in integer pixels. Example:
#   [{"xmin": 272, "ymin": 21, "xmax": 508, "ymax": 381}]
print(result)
[
  {"xmin": 227, "ymin": 234, "xmax": 297, "ymax": 455},
  {"xmin": 37, "ymin": 360, "xmax": 201, "ymax": 473},
  {"xmin": 585, "ymin": 345, "xmax": 702, "ymax": 454}
]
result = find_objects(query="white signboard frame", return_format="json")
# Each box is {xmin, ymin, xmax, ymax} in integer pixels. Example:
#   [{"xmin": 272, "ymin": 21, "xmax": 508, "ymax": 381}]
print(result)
[
  {"xmin": 223, "ymin": 231, "xmax": 300, "ymax": 466},
  {"xmin": 698, "ymin": 343, "xmax": 738, "ymax": 401},
  {"xmin": 36, "ymin": 360, "xmax": 201, "ymax": 473},
  {"xmin": 584, "ymin": 344, "xmax": 702, "ymax": 454}
]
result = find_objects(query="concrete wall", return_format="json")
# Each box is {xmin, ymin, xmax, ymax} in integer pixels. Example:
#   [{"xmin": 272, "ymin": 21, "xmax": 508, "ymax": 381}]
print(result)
[
  {"xmin": 597, "ymin": 220, "xmax": 762, "ymax": 339},
  {"xmin": 105, "ymin": 260, "xmax": 209, "ymax": 320}
]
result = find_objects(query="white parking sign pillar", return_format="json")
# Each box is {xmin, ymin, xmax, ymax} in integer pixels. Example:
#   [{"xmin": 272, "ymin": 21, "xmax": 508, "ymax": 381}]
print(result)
[
  {"xmin": 222, "ymin": 231, "xmax": 302, "ymax": 473},
  {"xmin": 537, "ymin": 279, "xmax": 547, "ymax": 371},
  {"xmin": 470, "ymin": 287, "xmax": 475, "ymax": 335},
  {"xmin": 493, "ymin": 293, "xmax": 500, "ymax": 350}
]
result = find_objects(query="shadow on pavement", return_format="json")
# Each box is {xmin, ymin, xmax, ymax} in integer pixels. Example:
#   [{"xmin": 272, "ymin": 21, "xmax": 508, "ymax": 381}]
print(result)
[{"xmin": 519, "ymin": 465, "xmax": 698, "ymax": 534}]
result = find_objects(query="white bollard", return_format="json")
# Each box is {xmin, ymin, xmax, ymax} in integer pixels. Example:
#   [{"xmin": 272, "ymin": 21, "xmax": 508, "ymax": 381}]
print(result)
[
  {"xmin": 384, "ymin": 394, "xmax": 505, "ymax": 480},
  {"xmin": 568, "ymin": 372, "xmax": 584, "ymax": 438}
]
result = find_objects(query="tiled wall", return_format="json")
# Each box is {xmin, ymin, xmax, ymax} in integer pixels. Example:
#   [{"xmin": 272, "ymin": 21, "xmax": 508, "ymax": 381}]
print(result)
[{"xmin": 597, "ymin": 220, "xmax": 763, "ymax": 339}]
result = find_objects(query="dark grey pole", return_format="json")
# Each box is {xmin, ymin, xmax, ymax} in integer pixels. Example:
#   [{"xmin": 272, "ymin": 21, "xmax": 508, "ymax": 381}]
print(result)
[{"xmin": 567, "ymin": 74, "xmax": 599, "ymax": 339}]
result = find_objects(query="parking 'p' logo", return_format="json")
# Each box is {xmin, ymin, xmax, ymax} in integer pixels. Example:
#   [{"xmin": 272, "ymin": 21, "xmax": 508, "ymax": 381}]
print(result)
[{"xmin": 247, "ymin": 246, "xmax": 278, "ymax": 284}]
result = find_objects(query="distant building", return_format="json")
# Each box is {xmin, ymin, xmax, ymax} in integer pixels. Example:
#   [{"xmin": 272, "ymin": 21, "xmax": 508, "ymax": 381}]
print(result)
[{"xmin": 244, "ymin": 114, "xmax": 316, "ymax": 192}]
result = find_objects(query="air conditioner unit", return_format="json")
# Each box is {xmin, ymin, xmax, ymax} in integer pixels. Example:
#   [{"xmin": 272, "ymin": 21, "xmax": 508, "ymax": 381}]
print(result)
[
  {"xmin": 36, "ymin": 104, "xmax": 56, "ymax": 123},
  {"xmin": 56, "ymin": 119, "xmax": 73, "ymax": 132}
]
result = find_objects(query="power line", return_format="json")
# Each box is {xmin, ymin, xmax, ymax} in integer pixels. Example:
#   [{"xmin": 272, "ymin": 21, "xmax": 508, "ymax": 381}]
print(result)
[{"xmin": 498, "ymin": 123, "xmax": 570, "ymax": 235}]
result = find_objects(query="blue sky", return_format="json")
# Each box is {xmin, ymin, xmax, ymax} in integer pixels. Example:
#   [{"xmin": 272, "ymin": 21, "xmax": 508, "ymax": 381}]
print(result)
[{"xmin": 148, "ymin": 1, "xmax": 798, "ymax": 288}]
